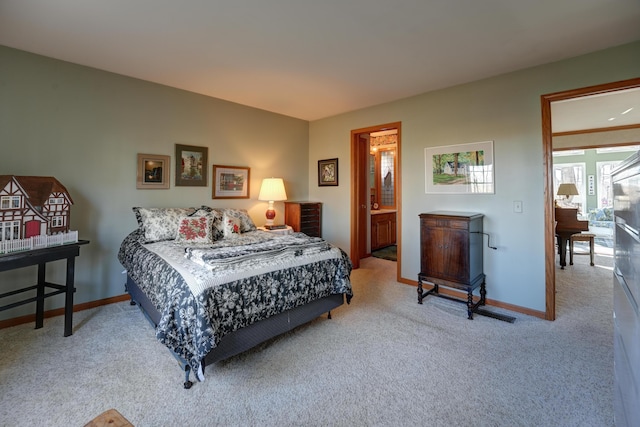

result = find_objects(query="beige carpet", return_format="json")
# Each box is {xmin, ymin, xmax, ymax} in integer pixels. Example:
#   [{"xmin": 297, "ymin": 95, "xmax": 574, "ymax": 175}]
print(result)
[{"xmin": 0, "ymin": 252, "xmax": 613, "ymax": 426}]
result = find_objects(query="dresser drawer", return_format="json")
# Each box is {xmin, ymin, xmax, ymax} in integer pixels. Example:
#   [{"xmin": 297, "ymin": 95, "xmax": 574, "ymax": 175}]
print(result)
[{"xmin": 285, "ymin": 202, "xmax": 322, "ymax": 237}]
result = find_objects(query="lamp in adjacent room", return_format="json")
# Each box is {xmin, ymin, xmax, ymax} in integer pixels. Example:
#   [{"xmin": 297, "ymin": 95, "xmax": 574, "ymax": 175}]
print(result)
[
  {"xmin": 258, "ymin": 178, "xmax": 287, "ymax": 226},
  {"xmin": 556, "ymin": 183, "xmax": 579, "ymax": 207},
  {"xmin": 557, "ymin": 183, "xmax": 579, "ymax": 200}
]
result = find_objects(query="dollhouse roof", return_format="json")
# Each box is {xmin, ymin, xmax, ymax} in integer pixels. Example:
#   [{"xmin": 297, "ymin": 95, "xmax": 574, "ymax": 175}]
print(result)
[{"xmin": 0, "ymin": 175, "xmax": 74, "ymax": 206}]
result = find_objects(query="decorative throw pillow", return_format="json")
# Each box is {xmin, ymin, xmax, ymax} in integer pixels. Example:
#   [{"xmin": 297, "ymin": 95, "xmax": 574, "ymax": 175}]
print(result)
[
  {"xmin": 207, "ymin": 208, "xmax": 226, "ymax": 241},
  {"xmin": 132, "ymin": 207, "xmax": 196, "ymax": 243},
  {"xmin": 187, "ymin": 206, "xmax": 222, "ymax": 242},
  {"xmin": 222, "ymin": 213, "xmax": 242, "ymax": 238},
  {"xmin": 175, "ymin": 216, "xmax": 212, "ymax": 244},
  {"xmin": 221, "ymin": 208, "xmax": 257, "ymax": 232}
]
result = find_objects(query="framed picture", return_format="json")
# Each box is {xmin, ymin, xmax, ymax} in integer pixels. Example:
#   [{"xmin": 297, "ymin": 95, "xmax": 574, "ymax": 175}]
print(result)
[
  {"xmin": 175, "ymin": 144, "xmax": 208, "ymax": 187},
  {"xmin": 212, "ymin": 165, "xmax": 250, "ymax": 199},
  {"xmin": 318, "ymin": 158, "xmax": 339, "ymax": 186},
  {"xmin": 425, "ymin": 140, "xmax": 494, "ymax": 194},
  {"xmin": 136, "ymin": 153, "xmax": 170, "ymax": 189}
]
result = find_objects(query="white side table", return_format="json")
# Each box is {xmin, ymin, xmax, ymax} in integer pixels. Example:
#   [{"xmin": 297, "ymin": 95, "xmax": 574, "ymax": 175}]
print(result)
[{"xmin": 257, "ymin": 225, "xmax": 293, "ymax": 235}]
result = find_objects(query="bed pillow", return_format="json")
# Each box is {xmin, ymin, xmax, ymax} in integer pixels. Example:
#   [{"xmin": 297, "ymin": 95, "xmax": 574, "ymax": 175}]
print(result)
[
  {"xmin": 222, "ymin": 213, "xmax": 242, "ymax": 238},
  {"xmin": 175, "ymin": 215, "xmax": 213, "ymax": 244},
  {"xmin": 221, "ymin": 208, "xmax": 257, "ymax": 232},
  {"xmin": 205, "ymin": 208, "xmax": 225, "ymax": 241},
  {"xmin": 132, "ymin": 207, "xmax": 196, "ymax": 243}
]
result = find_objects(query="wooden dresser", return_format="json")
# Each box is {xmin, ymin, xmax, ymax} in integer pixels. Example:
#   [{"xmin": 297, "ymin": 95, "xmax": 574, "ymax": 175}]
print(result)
[
  {"xmin": 284, "ymin": 201, "xmax": 322, "ymax": 237},
  {"xmin": 417, "ymin": 211, "xmax": 485, "ymax": 319}
]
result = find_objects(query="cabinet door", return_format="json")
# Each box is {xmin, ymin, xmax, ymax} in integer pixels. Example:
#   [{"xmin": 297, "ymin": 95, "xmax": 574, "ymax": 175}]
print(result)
[
  {"xmin": 421, "ymin": 226, "xmax": 469, "ymax": 282},
  {"xmin": 372, "ymin": 213, "xmax": 396, "ymax": 250},
  {"xmin": 441, "ymin": 228, "xmax": 469, "ymax": 282},
  {"xmin": 421, "ymin": 227, "xmax": 444, "ymax": 276}
]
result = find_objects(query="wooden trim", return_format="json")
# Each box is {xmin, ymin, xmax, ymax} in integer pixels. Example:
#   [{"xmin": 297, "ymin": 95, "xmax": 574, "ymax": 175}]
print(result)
[
  {"xmin": 541, "ymin": 93, "xmax": 556, "ymax": 321},
  {"xmin": 552, "ymin": 123, "xmax": 640, "ymax": 137},
  {"xmin": 543, "ymin": 78, "xmax": 640, "ymax": 102},
  {"xmin": 395, "ymin": 125, "xmax": 402, "ymax": 283},
  {"xmin": 552, "ymin": 141, "xmax": 640, "ymax": 152},
  {"xmin": 541, "ymin": 77, "xmax": 640, "ymax": 322},
  {"xmin": 350, "ymin": 131, "xmax": 361, "ymax": 269},
  {"xmin": 0, "ymin": 294, "xmax": 130, "ymax": 330}
]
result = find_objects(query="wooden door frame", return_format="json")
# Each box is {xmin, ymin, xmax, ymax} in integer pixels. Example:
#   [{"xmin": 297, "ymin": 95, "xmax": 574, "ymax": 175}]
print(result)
[
  {"xmin": 541, "ymin": 77, "xmax": 640, "ymax": 320},
  {"xmin": 350, "ymin": 122, "xmax": 402, "ymax": 278}
]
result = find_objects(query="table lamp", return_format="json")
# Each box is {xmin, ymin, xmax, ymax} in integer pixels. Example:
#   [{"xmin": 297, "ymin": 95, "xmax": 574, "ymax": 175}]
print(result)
[
  {"xmin": 258, "ymin": 178, "xmax": 287, "ymax": 226},
  {"xmin": 557, "ymin": 183, "xmax": 579, "ymax": 200}
]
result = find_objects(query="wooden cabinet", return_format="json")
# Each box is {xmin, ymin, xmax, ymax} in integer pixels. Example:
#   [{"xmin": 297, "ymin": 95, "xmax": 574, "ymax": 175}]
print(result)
[
  {"xmin": 417, "ymin": 211, "xmax": 485, "ymax": 319},
  {"xmin": 284, "ymin": 202, "xmax": 322, "ymax": 237},
  {"xmin": 371, "ymin": 211, "xmax": 396, "ymax": 250}
]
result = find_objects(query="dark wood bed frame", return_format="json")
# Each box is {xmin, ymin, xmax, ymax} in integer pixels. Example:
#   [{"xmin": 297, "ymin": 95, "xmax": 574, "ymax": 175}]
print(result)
[{"xmin": 126, "ymin": 274, "xmax": 345, "ymax": 388}]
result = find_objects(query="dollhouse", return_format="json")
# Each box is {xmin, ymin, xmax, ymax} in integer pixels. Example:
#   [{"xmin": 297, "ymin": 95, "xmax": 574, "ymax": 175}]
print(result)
[{"xmin": 0, "ymin": 176, "xmax": 73, "ymax": 242}]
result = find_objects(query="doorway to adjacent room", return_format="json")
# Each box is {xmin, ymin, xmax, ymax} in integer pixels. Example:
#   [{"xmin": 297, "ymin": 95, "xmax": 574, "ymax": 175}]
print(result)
[
  {"xmin": 541, "ymin": 77, "xmax": 640, "ymax": 320},
  {"xmin": 350, "ymin": 122, "xmax": 402, "ymax": 279}
]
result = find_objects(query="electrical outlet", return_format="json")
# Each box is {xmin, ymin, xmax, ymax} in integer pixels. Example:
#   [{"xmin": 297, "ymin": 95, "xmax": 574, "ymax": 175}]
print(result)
[{"xmin": 513, "ymin": 200, "xmax": 523, "ymax": 213}]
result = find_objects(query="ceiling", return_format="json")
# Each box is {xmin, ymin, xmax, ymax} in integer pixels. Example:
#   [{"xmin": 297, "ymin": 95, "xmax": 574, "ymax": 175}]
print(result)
[
  {"xmin": 551, "ymin": 87, "xmax": 640, "ymax": 133},
  {"xmin": 1, "ymin": 0, "xmax": 639, "ymax": 123}
]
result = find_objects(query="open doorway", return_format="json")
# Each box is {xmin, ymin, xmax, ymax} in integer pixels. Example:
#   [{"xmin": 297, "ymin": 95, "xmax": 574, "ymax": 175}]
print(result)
[
  {"xmin": 541, "ymin": 78, "xmax": 640, "ymax": 320},
  {"xmin": 350, "ymin": 122, "xmax": 402, "ymax": 280}
]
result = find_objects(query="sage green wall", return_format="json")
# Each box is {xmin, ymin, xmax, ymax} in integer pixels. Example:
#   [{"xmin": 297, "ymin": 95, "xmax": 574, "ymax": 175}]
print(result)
[
  {"xmin": 0, "ymin": 46, "xmax": 309, "ymax": 320},
  {"xmin": 309, "ymin": 41, "xmax": 640, "ymax": 313}
]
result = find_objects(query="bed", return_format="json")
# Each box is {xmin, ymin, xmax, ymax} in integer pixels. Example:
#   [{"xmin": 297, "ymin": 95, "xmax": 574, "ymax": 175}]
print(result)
[{"xmin": 117, "ymin": 206, "xmax": 353, "ymax": 388}]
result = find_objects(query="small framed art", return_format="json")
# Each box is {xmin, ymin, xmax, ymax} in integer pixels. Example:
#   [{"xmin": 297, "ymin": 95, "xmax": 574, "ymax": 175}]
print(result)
[
  {"xmin": 318, "ymin": 158, "xmax": 339, "ymax": 186},
  {"xmin": 136, "ymin": 153, "xmax": 170, "ymax": 189},
  {"xmin": 212, "ymin": 165, "xmax": 250, "ymax": 199},
  {"xmin": 175, "ymin": 144, "xmax": 208, "ymax": 187}
]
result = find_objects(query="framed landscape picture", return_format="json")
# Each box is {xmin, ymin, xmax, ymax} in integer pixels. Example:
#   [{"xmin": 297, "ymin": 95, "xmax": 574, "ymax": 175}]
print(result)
[
  {"xmin": 136, "ymin": 153, "xmax": 170, "ymax": 189},
  {"xmin": 175, "ymin": 144, "xmax": 208, "ymax": 187},
  {"xmin": 212, "ymin": 165, "xmax": 250, "ymax": 199},
  {"xmin": 425, "ymin": 140, "xmax": 494, "ymax": 194},
  {"xmin": 318, "ymin": 158, "xmax": 339, "ymax": 186}
]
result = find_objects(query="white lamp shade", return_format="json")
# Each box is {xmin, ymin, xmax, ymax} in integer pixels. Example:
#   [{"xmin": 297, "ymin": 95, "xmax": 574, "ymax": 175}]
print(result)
[{"xmin": 258, "ymin": 178, "xmax": 287, "ymax": 201}]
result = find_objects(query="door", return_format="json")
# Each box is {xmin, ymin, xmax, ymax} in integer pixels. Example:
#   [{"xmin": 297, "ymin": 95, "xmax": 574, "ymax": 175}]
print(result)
[
  {"xmin": 25, "ymin": 220, "xmax": 40, "ymax": 238},
  {"xmin": 350, "ymin": 122, "xmax": 401, "ymax": 274}
]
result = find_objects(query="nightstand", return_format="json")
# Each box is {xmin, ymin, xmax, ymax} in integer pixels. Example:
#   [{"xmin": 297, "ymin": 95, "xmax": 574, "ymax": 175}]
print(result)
[
  {"xmin": 257, "ymin": 225, "xmax": 293, "ymax": 235},
  {"xmin": 284, "ymin": 201, "xmax": 322, "ymax": 237}
]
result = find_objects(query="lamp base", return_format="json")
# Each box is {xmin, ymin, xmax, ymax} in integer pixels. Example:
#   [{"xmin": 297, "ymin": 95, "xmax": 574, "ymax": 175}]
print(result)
[{"xmin": 265, "ymin": 201, "xmax": 276, "ymax": 226}]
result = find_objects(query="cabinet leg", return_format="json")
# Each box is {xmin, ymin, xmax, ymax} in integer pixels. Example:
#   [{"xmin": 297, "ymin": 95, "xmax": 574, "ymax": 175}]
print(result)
[
  {"xmin": 417, "ymin": 277, "xmax": 423, "ymax": 304},
  {"xmin": 480, "ymin": 281, "xmax": 487, "ymax": 306},
  {"xmin": 467, "ymin": 291, "xmax": 474, "ymax": 320}
]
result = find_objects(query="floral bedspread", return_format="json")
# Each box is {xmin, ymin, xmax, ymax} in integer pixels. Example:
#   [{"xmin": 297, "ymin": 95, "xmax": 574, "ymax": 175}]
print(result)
[{"xmin": 117, "ymin": 230, "xmax": 352, "ymax": 379}]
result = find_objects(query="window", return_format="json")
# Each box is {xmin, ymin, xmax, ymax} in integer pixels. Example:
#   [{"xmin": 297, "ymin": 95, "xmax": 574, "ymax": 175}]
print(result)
[
  {"xmin": 553, "ymin": 162, "xmax": 586, "ymax": 215},
  {"xmin": 0, "ymin": 221, "xmax": 20, "ymax": 241},
  {"xmin": 596, "ymin": 161, "xmax": 621, "ymax": 209},
  {"xmin": 1, "ymin": 195, "xmax": 21, "ymax": 209},
  {"xmin": 48, "ymin": 197, "xmax": 64, "ymax": 205},
  {"xmin": 51, "ymin": 216, "xmax": 64, "ymax": 227}
]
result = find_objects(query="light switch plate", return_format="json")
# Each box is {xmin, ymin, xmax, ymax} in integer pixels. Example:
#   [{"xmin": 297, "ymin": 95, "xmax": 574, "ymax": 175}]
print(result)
[{"xmin": 513, "ymin": 200, "xmax": 523, "ymax": 213}]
